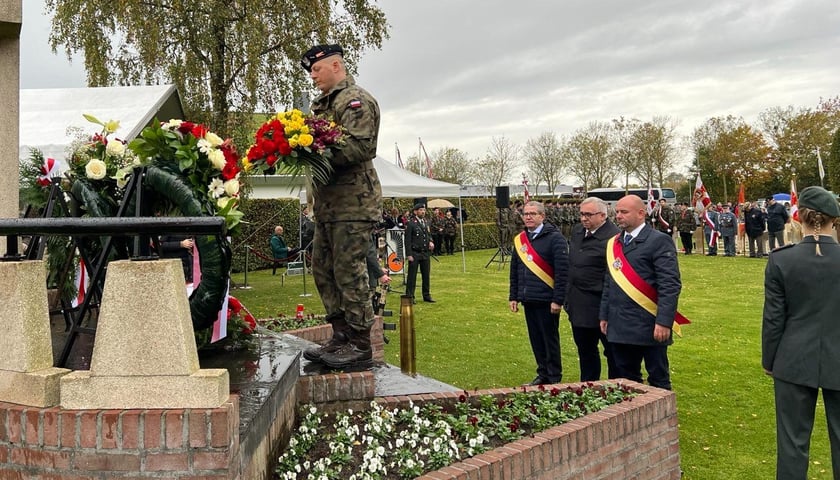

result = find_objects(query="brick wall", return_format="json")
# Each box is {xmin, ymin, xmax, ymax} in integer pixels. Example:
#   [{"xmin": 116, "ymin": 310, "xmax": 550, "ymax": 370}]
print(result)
[
  {"xmin": 0, "ymin": 396, "xmax": 241, "ymax": 479},
  {"xmin": 374, "ymin": 380, "xmax": 681, "ymax": 480}
]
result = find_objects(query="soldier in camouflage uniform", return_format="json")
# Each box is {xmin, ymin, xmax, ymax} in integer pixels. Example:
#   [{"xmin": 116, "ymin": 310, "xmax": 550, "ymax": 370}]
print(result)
[{"xmin": 299, "ymin": 44, "xmax": 382, "ymax": 369}]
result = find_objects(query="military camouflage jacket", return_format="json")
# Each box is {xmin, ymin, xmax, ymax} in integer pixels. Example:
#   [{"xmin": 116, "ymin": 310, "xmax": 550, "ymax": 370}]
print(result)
[{"xmin": 311, "ymin": 75, "xmax": 382, "ymax": 222}]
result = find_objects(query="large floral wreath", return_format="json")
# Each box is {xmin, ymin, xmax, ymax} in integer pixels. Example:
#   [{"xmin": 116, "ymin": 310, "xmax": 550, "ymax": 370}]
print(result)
[{"xmin": 60, "ymin": 115, "xmax": 244, "ymax": 331}]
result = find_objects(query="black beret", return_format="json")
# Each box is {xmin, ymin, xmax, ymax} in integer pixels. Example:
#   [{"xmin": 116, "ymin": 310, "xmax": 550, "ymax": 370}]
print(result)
[
  {"xmin": 799, "ymin": 186, "xmax": 840, "ymax": 217},
  {"xmin": 413, "ymin": 203, "xmax": 426, "ymax": 211},
  {"xmin": 300, "ymin": 44, "xmax": 344, "ymax": 72}
]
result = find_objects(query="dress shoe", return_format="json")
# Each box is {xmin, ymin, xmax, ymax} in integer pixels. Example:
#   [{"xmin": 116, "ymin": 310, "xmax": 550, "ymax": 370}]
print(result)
[
  {"xmin": 423, "ymin": 297, "xmax": 436, "ymax": 303},
  {"xmin": 526, "ymin": 377, "xmax": 547, "ymax": 386}
]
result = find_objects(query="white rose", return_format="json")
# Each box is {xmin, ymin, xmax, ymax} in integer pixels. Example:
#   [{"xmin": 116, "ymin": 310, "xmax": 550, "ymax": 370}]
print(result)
[
  {"xmin": 205, "ymin": 132, "xmax": 223, "ymax": 147},
  {"xmin": 217, "ymin": 196, "xmax": 234, "ymax": 209},
  {"xmin": 208, "ymin": 149, "xmax": 226, "ymax": 170},
  {"xmin": 85, "ymin": 159, "xmax": 107, "ymax": 180},
  {"xmin": 105, "ymin": 140, "xmax": 126, "ymax": 157},
  {"xmin": 223, "ymin": 178, "xmax": 240, "ymax": 196}
]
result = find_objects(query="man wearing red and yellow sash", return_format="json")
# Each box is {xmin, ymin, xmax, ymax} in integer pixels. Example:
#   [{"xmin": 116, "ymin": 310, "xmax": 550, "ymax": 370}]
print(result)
[
  {"xmin": 509, "ymin": 201, "xmax": 569, "ymax": 386},
  {"xmin": 599, "ymin": 195, "xmax": 683, "ymax": 390}
]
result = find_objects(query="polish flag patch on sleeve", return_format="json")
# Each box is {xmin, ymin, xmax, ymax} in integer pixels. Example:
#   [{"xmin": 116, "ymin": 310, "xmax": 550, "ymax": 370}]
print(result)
[{"xmin": 348, "ymin": 99, "xmax": 362, "ymax": 108}]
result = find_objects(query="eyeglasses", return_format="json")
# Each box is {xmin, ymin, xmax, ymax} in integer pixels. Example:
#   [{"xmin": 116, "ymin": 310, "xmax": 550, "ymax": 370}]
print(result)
[
  {"xmin": 580, "ymin": 212, "xmax": 604, "ymax": 218},
  {"xmin": 522, "ymin": 212, "xmax": 542, "ymax": 217}
]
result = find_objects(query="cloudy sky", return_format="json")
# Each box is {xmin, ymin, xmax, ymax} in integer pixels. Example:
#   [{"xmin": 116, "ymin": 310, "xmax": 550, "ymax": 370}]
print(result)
[{"xmin": 21, "ymin": 0, "xmax": 840, "ymax": 178}]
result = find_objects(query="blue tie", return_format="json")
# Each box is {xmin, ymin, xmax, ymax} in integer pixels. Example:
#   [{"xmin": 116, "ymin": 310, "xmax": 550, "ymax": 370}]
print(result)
[{"xmin": 623, "ymin": 234, "xmax": 632, "ymax": 246}]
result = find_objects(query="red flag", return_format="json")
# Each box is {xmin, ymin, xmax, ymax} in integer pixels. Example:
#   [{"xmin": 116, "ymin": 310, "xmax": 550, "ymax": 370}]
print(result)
[
  {"xmin": 736, "ymin": 184, "xmax": 745, "ymax": 217},
  {"xmin": 790, "ymin": 178, "xmax": 799, "ymax": 222},
  {"xmin": 419, "ymin": 138, "xmax": 433, "ymax": 179}
]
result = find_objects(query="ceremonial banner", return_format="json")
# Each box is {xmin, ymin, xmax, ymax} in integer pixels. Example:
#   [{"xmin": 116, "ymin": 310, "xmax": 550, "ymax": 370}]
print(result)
[
  {"xmin": 693, "ymin": 175, "xmax": 711, "ymax": 209},
  {"xmin": 71, "ymin": 257, "xmax": 89, "ymax": 308},
  {"xmin": 790, "ymin": 179, "xmax": 799, "ymax": 222},
  {"xmin": 513, "ymin": 231, "xmax": 554, "ymax": 288},
  {"xmin": 606, "ymin": 235, "xmax": 690, "ymax": 336}
]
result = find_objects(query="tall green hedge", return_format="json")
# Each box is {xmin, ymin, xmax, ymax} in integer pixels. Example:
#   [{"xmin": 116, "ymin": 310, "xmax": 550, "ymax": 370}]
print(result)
[{"xmin": 230, "ymin": 196, "xmax": 508, "ymax": 272}]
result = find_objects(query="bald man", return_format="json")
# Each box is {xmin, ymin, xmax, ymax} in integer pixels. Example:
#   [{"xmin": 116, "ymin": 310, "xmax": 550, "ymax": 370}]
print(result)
[{"xmin": 599, "ymin": 195, "xmax": 683, "ymax": 390}]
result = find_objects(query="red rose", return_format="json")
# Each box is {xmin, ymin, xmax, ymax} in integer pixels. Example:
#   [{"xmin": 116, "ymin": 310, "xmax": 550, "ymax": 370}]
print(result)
[{"xmin": 177, "ymin": 121, "xmax": 195, "ymax": 134}]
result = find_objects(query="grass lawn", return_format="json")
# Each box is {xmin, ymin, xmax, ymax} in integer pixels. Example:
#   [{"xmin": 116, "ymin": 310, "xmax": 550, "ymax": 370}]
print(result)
[{"xmin": 230, "ymin": 248, "xmax": 834, "ymax": 480}]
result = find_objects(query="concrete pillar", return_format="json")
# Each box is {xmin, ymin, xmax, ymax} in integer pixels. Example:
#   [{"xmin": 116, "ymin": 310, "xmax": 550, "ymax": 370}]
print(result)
[
  {"xmin": 61, "ymin": 259, "xmax": 229, "ymax": 409},
  {"xmin": 0, "ymin": 1, "xmax": 20, "ymax": 256},
  {"xmin": 0, "ymin": 261, "xmax": 70, "ymax": 407}
]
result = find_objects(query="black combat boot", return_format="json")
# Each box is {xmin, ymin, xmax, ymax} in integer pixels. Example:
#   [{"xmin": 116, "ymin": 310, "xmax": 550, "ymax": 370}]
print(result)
[
  {"xmin": 302, "ymin": 313, "xmax": 349, "ymax": 363},
  {"xmin": 320, "ymin": 328, "xmax": 372, "ymax": 369}
]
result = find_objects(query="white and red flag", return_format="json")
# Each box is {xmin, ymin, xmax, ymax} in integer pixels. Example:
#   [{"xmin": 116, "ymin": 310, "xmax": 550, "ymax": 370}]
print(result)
[
  {"xmin": 37, "ymin": 157, "xmax": 60, "ymax": 186},
  {"xmin": 419, "ymin": 138, "xmax": 433, "ymax": 179},
  {"xmin": 71, "ymin": 257, "xmax": 89, "ymax": 308},
  {"xmin": 646, "ymin": 182, "xmax": 656, "ymax": 216},
  {"xmin": 395, "ymin": 143, "xmax": 404, "ymax": 169},
  {"xmin": 790, "ymin": 179, "xmax": 799, "ymax": 222},
  {"xmin": 693, "ymin": 175, "xmax": 711, "ymax": 210}
]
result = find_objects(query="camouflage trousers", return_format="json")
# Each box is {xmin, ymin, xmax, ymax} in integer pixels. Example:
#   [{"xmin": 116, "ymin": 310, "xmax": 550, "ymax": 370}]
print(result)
[{"xmin": 312, "ymin": 221, "xmax": 375, "ymax": 332}]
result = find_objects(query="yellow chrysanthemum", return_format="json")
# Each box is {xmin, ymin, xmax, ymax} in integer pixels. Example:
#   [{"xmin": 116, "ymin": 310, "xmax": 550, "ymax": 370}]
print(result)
[{"xmin": 298, "ymin": 133, "xmax": 314, "ymax": 147}]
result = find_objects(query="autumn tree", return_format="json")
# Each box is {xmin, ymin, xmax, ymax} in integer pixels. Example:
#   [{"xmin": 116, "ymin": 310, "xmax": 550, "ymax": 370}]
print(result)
[
  {"xmin": 522, "ymin": 131, "xmax": 565, "ymax": 195},
  {"xmin": 430, "ymin": 147, "xmax": 473, "ymax": 185},
  {"xmin": 632, "ymin": 116, "xmax": 680, "ymax": 188},
  {"xmin": 46, "ymin": 0, "xmax": 389, "ymax": 140},
  {"xmin": 610, "ymin": 117, "xmax": 642, "ymax": 191},
  {"xmin": 691, "ymin": 116, "xmax": 773, "ymax": 203},
  {"xmin": 565, "ymin": 122, "xmax": 617, "ymax": 192},
  {"xmin": 759, "ymin": 97, "xmax": 840, "ymax": 191},
  {"xmin": 829, "ymin": 126, "xmax": 840, "ymax": 190},
  {"xmin": 473, "ymin": 136, "xmax": 518, "ymax": 194}
]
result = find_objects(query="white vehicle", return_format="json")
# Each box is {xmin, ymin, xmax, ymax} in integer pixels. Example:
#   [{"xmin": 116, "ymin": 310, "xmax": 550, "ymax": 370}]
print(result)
[{"xmin": 586, "ymin": 187, "xmax": 677, "ymax": 207}]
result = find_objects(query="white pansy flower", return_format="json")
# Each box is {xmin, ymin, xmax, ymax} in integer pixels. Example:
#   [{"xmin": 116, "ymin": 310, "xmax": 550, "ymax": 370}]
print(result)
[
  {"xmin": 208, "ymin": 149, "xmax": 226, "ymax": 170},
  {"xmin": 106, "ymin": 140, "xmax": 126, "ymax": 157},
  {"xmin": 85, "ymin": 159, "xmax": 107, "ymax": 180},
  {"xmin": 223, "ymin": 178, "xmax": 240, "ymax": 196}
]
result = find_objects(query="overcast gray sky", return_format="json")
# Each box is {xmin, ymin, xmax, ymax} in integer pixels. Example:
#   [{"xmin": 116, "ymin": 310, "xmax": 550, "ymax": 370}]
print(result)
[{"xmin": 21, "ymin": 0, "xmax": 840, "ymax": 178}]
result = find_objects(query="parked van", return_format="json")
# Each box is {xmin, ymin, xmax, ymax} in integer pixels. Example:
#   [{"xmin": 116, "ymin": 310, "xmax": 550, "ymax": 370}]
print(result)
[{"xmin": 587, "ymin": 187, "xmax": 677, "ymax": 207}]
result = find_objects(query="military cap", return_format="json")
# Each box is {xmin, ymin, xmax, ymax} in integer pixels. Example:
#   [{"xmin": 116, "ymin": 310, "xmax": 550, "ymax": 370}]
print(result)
[
  {"xmin": 413, "ymin": 202, "xmax": 426, "ymax": 211},
  {"xmin": 300, "ymin": 44, "xmax": 344, "ymax": 72},
  {"xmin": 799, "ymin": 186, "xmax": 840, "ymax": 217}
]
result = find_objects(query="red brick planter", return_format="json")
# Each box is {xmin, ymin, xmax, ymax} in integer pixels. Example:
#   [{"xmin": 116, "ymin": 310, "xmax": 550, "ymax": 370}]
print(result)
[{"xmin": 379, "ymin": 381, "xmax": 681, "ymax": 480}]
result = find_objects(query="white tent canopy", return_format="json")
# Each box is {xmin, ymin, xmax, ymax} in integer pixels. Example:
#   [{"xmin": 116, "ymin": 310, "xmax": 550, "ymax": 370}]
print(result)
[
  {"xmin": 247, "ymin": 156, "xmax": 461, "ymax": 199},
  {"xmin": 20, "ymin": 85, "xmax": 184, "ymax": 167}
]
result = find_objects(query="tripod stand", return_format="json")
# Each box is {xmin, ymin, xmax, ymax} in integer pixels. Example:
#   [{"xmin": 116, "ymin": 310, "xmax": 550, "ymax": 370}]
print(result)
[{"xmin": 485, "ymin": 208, "xmax": 511, "ymax": 269}]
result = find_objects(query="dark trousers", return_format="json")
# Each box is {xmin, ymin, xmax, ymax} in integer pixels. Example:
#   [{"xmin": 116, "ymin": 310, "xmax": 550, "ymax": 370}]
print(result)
[
  {"xmin": 748, "ymin": 234, "xmax": 766, "ymax": 256},
  {"xmin": 405, "ymin": 256, "xmax": 431, "ymax": 299},
  {"xmin": 704, "ymin": 229, "xmax": 718, "ymax": 255},
  {"xmin": 444, "ymin": 235, "xmax": 455, "ymax": 254},
  {"xmin": 432, "ymin": 234, "xmax": 443, "ymax": 255},
  {"xmin": 522, "ymin": 302, "xmax": 562, "ymax": 383},
  {"xmin": 722, "ymin": 235, "xmax": 736, "ymax": 256},
  {"xmin": 679, "ymin": 231, "xmax": 693, "ymax": 254},
  {"xmin": 769, "ymin": 230, "xmax": 785, "ymax": 250},
  {"xmin": 571, "ymin": 326, "xmax": 616, "ymax": 381},
  {"xmin": 611, "ymin": 343, "xmax": 671, "ymax": 390},
  {"xmin": 773, "ymin": 378, "xmax": 840, "ymax": 480}
]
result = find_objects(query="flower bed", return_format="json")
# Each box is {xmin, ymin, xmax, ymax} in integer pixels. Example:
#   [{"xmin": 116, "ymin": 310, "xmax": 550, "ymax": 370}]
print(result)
[{"xmin": 275, "ymin": 381, "xmax": 680, "ymax": 480}]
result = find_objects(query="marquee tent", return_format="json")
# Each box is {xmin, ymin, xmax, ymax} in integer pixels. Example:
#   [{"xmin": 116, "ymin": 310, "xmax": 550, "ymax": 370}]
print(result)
[
  {"xmin": 20, "ymin": 84, "xmax": 184, "ymax": 167},
  {"xmin": 249, "ymin": 156, "xmax": 468, "ymax": 270}
]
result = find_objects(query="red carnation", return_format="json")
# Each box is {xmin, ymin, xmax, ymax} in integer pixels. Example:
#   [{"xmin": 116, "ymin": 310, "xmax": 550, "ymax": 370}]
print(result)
[
  {"xmin": 247, "ymin": 145, "xmax": 265, "ymax": 161},
  {"xmin": 277, "ymin": 138, "xmax": 292, "ymax": 156},
  {"xmin": 266, "ymin": 154, "xmax": 278, "ymax": 167},
  {"xmin": 222, "ymin": 161, "xmax": 240, "ymax": 180}
]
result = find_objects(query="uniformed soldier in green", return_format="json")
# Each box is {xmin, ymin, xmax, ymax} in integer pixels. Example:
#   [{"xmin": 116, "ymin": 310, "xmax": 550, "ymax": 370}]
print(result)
[
  {"xmin": 762, "ymin": 186, "xmax": 840, "ymax": 480},
  {"xmin": 299, "ymin": 44, "xmax": 382, "ymax": 369}
]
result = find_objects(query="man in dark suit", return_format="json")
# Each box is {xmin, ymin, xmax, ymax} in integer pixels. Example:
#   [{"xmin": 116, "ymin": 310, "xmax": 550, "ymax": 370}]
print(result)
[
  {"xmin": 509, "ymin": 201, "xmax": 569, "ymax": 385},
  {"xmin": 405, "ymin": 203, "xmax": 435, "ymax": 303},
  {"xmin": 599, "ymin": 195, "xmax": 682, "ymax": 390},
  {"xmin": 762, "ymin": 186, "xmax": 840, "ymax": 480},
  {"xmin": 566, "ymin": 197, "xmax": 620, "ymax": 381}
]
